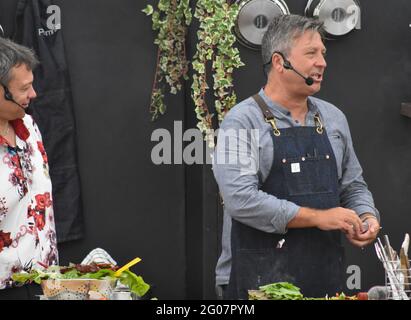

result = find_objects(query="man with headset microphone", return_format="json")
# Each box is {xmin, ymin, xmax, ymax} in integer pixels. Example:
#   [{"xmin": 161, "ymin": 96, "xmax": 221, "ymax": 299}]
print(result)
[
  {"xmin": 213, "ymin": 14, "xmax": 380, "ymax": 299},
  {"xmin": 2, "ymin": 83, "xmax": 32, "ymax": 114},
  {"xmin": 0, "ymin": 37, "xmax": 58, "ymax": 299}
]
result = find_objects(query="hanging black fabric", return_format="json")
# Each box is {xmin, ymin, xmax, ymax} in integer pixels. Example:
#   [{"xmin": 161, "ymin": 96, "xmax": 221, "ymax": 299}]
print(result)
[{"xmin": 13, "ymin": 0, "xmax": 84, "ymax": 242}]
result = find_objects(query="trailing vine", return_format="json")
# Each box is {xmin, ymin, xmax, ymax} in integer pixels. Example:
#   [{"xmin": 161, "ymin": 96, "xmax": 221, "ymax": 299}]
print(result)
[
  {"xmin": 144, "ymin": 0, "xmax": 244, "ymax": 149},
  {"xmin": 143, "ymin": 0, "xmax": 192, "ymax": 121},
  {"xmin": 191, "ymin": 0, "xmax": 244, "ymax": 148}
]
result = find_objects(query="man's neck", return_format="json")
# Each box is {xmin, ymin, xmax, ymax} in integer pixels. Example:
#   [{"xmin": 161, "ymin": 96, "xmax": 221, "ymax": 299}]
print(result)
[
  {"xmin": 263, "ymin": 85, "xmax": 309, "ymax": 123},
  {"xmin": 0, "ymin": 118, "xmax": 8, "ymax": 129}
]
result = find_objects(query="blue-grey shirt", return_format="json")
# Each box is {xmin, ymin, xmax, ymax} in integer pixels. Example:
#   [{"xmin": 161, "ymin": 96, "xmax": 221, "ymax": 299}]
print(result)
[{"xmin": 212, "ymin": 89, "xmax": 380, "ymax": 286}]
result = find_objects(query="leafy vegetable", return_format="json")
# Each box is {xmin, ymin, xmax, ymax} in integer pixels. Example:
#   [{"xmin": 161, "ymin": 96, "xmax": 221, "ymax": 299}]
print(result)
[
  {"xmin": 12, "ymin": 271, "xmax": 41, "ymax": 285},
  {"xmin": 249, "ymin": 282, "xmax": 359, "ymax": 300},
  {"xmin": 258, "ymin": 282, "xmax": 304, "ymax": 300},
  {"xmin": 118, "ymin": 270, "xmax": 150, "ymax": 297},
  {"xmin": 12, "ymin": 264, "xmax": 150, "ymax": 298}
]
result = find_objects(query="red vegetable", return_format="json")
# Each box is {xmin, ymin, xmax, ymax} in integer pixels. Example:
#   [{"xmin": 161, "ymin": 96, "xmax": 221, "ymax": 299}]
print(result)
[{"xmin": 357, "ymin": 292, "xmax": 368, "ymax": 300}]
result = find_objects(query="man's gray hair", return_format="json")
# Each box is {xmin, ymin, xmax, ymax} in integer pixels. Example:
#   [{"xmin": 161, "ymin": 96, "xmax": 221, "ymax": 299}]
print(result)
[
  {"xmin": 0, "ymin": 37, "xmax": 39, "ymax": 85},
  {"xmin": 262, "ymin": 14, "xmax": 325, "ymax": 75}
]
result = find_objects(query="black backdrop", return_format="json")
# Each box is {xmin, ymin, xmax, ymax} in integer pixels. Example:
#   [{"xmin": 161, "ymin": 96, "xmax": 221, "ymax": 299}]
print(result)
[{"xmin": 1, "ymin": 0, "xmax": 411, "ymax": 299}]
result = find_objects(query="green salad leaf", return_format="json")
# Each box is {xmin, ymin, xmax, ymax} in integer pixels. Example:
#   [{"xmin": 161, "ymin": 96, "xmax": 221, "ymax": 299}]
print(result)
[
  {"xmin": 118, "ymin": 270, "xmax": 150, "ymax": 297},
  {"xmin": 259, "ymin": 282, "xmax": 304, "ymax": 300},
  {"xmin": 12, "ymin": 265, "xmax": 150, "ymax": 298},
  {"xmin": 249, "ymin": 282, "xmax": 358, "ymax": 300}
]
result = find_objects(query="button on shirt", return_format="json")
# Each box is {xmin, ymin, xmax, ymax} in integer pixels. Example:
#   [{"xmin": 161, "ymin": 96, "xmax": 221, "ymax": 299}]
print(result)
[
  {"xmin": 213, "ymin": 89, "xmax": 380, "ymax": 285},
  {"xmin": 0, "ymin": 116, "xmax": 58, "ymax": 289}
]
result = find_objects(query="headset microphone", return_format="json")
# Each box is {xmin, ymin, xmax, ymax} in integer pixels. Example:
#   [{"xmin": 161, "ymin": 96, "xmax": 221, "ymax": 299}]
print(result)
[
  {"xmin": 271, "ymin": 52, "xmax": 314, "ymax": 86},
  {"xmin": 282, "ymin": 59, "xmax": 314, "ymax": 86},
  {"xmin": 2, "ymin": 85, "xmax": 32, "ymax": 115}
]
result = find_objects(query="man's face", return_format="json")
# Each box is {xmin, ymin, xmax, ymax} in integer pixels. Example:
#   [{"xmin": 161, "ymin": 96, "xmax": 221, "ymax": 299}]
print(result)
[
  {"xmin": 283, "ymin": 30, "xmax": 327, "ymax": 96},
  {"xmin": 0, "ymin": 64, "xmax": 37, "ymax": 120}
]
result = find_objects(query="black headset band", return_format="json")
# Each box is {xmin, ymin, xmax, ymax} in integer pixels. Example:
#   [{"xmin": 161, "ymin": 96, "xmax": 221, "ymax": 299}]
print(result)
[
  {"xmin": 264, "ymin": 51, "xmax": 292, "ymax": 69},
  {"xmin": 2, "ymin": 84, "xmax": 13, "ymax": 101}
]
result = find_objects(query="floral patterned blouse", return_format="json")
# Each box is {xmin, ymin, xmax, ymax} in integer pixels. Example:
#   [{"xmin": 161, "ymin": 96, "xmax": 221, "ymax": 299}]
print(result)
[{"xmin": 0, "ymin": 116, "xmax": 58, "ymax": 289}]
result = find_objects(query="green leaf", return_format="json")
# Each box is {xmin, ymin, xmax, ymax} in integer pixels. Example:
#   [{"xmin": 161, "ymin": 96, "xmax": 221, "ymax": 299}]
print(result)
[
  {"xmin": 204, "ymin": 36, "xmax": 212, "ymax": 45},
  {"xmin": 79, "ymin": 269, "xmax": 115, "ymax": 279},
  {"xmin": 142, "ymin": 5, "xmax": 154, "ymax": 16},
  {"xmin": 158, "ymin": 0, "xmax": 170, "ymax": 12},
  {"xmin": 60, "ymin": 269, "xmax": 81, "ymax": 279},
  {"xmin": 118, "ymin": 270, "xmax": 150, "ymax": 297},
  {"xmin": 258, "ymin": 282, "xmax": 304, "ymax": 300},
  {"xmin": 12, "ymin": 271, "xmax": 40, "ymax": 284}
]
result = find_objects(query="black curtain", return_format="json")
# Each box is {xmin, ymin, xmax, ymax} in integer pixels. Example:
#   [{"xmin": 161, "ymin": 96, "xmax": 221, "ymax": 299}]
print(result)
[{"xmin": 13, "ymin": 0, "xmax": 84, "ymax": 243}]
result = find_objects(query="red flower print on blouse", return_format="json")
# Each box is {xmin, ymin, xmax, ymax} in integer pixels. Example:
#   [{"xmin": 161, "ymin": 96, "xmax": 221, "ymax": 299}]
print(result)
[
  {"xmin": 37, "ymin": 141, "xmax": 48, "ymax": 164},
  {"xmin": 13, "ymin": 167, "xmax": 24, "ymax": 181},
  {"xmin": 35, "ymin": 213, "xmax": 45, "ymax": 231},
  {"xmin": 0, "ymin": 231, "xmax": 12, "ymax": 253},
  {"xmin": 35, "ymin": 193, "xmax": 52, "ymax": 211},
  {"xmin": 28, "ymin": 205, "xmax": 46, "ymax": 231},
  {"xmin": 10, "ymin": 154, "xmax": 20, "ymax": 167},
  {"xmin": 10, "ymin": 119, "xmax": 30, "ymax": 141},
  {"xmin": 28, "ymin": 192, "xmax": 52, "ymax": 231}
]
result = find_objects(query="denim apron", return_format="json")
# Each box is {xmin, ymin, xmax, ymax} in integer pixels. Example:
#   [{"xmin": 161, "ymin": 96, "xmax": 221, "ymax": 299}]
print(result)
[{"xmin": 225, "ymin": 94, "xmax": 344, "ymax": 299}]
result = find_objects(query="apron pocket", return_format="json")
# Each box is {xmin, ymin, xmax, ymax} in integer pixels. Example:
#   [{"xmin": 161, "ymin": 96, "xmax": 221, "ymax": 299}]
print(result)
[
  {"xmin": 328, "ymin": 134, "xmax": 344, "ymax": 180},
  {"xmin": 282, "ymin": 156, "xmax": 334, "ymax": 196}
]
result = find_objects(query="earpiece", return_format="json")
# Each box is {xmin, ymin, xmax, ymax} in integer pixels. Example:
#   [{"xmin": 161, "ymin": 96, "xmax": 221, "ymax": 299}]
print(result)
[
  {"xmin": 2, "ymin": 84, "xmax": 12, "ymax": 101},
  {"xmin": 282, "ymin": 59, "xmax": 292, "ymax": 70},
  {"xmin": 4, "ymin": 90, "xmax": 13, "ymax": 101},
  {"xmin": 273, "ymin": 52, "xmax": 292, "ymax": 70}
]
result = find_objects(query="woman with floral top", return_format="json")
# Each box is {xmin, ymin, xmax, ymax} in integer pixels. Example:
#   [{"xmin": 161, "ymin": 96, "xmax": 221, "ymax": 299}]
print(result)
[{"xmin": 0, "ymin": 38, "xmax": 58, "ymax": 299}]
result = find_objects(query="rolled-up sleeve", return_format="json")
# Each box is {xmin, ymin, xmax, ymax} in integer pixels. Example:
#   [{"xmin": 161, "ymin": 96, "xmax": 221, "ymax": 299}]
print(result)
[
  {"xmin": 338, "ymin": 115, "xmax": 380, "ymax": 222},
  {"xmin": 213, "ymin": 114, "xmax": 300, "ymax": 234}
]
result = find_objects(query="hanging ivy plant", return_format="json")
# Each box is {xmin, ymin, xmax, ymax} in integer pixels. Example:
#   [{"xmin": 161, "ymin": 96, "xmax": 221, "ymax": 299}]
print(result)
[
  {"xmin": 191, "ymin": 0, "xmax": 244, "ymax": 148},
  {"xmin": 143, "ymin": 0, "xmax": 192, "ymax": 121},
  {"xmin": 144, "ymin": 0, "xmax": 244, "ymax": 148}
]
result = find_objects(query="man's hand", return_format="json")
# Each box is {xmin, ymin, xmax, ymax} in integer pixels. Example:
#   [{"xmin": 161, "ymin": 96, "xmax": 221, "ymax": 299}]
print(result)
[
  {"xmin": 290, "ymin": 207, "xmax": 364, "ymax": 237},
  {"xmin": 289, "ymin": 208, "xmax": 380, "ymax": 244},
  {"xmin": 345, "ymin": 214, "xmax": 380, "ymax": 248},
  {"xmin": 313, "ymin": 207, "xmax": 365, "ymax": 237}
]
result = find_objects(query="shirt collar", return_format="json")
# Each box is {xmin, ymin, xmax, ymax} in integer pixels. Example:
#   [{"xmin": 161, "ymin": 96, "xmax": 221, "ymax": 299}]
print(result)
[
  {"xmin": 11, "ymin": 118, "xmax": 30, "ymax": 141},
  {"xmin": 0, "ymin": 118, "xmax": 30, "ymax": 148},
  {"xmin": 258, "ymin": 88, "xmax": 319, "ymax": 119}
]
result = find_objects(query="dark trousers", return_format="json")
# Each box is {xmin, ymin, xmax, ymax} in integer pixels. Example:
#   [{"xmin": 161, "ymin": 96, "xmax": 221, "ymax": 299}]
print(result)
[{"xmin": 216, "ymin": 284, "xmax": 227, "ymax": 300}]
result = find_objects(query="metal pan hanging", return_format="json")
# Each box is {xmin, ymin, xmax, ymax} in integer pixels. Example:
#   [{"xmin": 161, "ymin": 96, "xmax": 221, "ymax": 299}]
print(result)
[
  {"xmin": 305, "ymin": 0, "xmax": 361, "ymax": 37},
  {"xmin": 234, "ymin": 0, "xmax": 290, "ymax": 50}
]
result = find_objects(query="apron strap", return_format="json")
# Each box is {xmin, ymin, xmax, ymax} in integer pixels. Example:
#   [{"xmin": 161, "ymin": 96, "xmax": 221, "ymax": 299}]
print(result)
[
  {"xmin": 252, "ymin": 94, "xmax": 325, "ymax": 135},
  {"xmin": 252, "ymin": 94, "xmax": 281, "ymax": 136}
]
